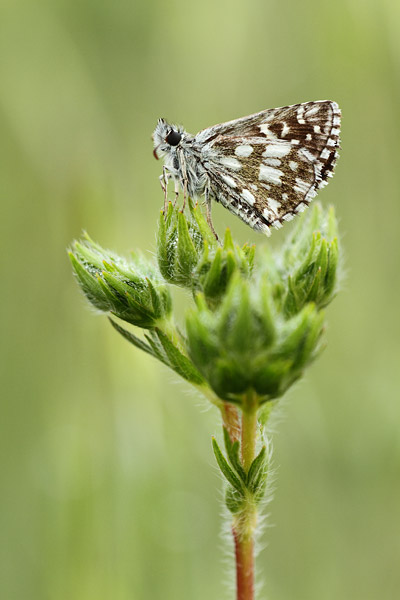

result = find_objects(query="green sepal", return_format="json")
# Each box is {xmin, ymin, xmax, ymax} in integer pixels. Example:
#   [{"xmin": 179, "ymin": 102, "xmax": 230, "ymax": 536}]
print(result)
[
  {"xmin": 69, "ymin": 252, "xmax": 109, "ymax": 311},
  {"xmin": 323, "ymin": 237, "xmax": 339, "ymax": 302},
  {"xmin": 188, "ymin": 199, "xmax": 217, "ymax": 247},
  {"xmin": 177, "ymin": 211, "xmax": 199, "ymax": 283},
  {"xmin": 223, "ymin": 228, "xmax": 235, "ymax": 251},
  {"xmin": 203, "ymin": 247, "xmax": 223, "ymax": 299},
  {"xmin": 156, "ymin": 209, "xmax": 169, "ymax": 281}
]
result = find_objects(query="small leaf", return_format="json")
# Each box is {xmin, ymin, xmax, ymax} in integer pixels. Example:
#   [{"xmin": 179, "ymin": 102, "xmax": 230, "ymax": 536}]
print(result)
[
  {"xmin": 247, "ymin": 446, "xmax": 267, "ymax": 491},
  {"xmin": 223, "ymin": 428, "xmax": 246, "ymax": 482},
  {"xmin": 155, "ymin": 328, "xmax": 205, "ymax": 385},
  {"xmin": 225, "ymin": 487, "xmax": 245, "ymax": 513},
  {"xmin": 109, "ymin": 319, "xmax": 158, "ymax": 359},
  {"xmin": 212, "ymin": 438, "xmax": 244, "ymax": 493}
]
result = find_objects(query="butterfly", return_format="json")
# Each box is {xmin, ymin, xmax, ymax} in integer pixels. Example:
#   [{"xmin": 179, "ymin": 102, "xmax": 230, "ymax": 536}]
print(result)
[{"xmin": 152, "ymin": 101, "xmax": 341, "ymax": 238}]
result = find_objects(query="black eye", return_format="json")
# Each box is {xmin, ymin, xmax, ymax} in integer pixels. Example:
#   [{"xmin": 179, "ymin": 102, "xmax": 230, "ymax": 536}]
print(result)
[{"xmin": 165, "ymin": 130, "xmax": 182, "ymax": 146}]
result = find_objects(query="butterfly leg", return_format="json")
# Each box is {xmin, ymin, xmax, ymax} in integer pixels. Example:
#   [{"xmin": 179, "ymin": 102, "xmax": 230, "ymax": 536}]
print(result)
[
  {"xmin": 204, "ymin": 188, "xmax": 219, "ymax": 241},
  {"xmin": 159, "ymin": 166, "xmax": 171, "ymax": 214},
  {"xmin": 177, "ymin": 147, "xmax": 188, "ymax": 210},
  {"xmin": 173, "ymin": 178, "xmax": 180, "ymax": 207}
]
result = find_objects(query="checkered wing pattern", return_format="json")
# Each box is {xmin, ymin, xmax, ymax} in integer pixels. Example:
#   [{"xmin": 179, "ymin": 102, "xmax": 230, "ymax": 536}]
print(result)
[{"xmin": 197, "ymin": 101, "xmax": 341, "ymax": 232}]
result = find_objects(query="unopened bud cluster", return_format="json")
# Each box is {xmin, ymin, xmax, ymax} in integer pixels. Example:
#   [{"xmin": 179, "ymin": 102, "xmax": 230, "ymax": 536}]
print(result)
[{"xmin": 69, "ymin": 201, "xmax": 340, "ymax": 410}]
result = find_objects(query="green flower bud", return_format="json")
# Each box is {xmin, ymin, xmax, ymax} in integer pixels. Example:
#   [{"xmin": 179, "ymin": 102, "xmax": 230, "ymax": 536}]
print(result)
[
  {"xmin": 280, "ymin": 204, "xmax": 340, "ymax": 317},
  {"xmin": 69, "ymin": 233, "xmax": 172, "ymax": 329},
  {"xmin": 157, "ymin": 200, "xmax": 255, "ymax": 308},
  {"xmin": 186, "ymin": 271, "xmax": 325, "ymax": 406}
]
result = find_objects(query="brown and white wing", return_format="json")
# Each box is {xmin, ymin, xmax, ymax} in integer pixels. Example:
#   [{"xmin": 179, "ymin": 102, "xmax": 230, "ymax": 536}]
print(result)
[{"xmin": 198, "ymin": 101, "xmax": 341, "ymax": 233}]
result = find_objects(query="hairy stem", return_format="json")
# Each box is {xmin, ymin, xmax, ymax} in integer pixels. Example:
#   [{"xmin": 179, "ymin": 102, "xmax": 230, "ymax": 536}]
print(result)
[
  {"xmin": 222, "ymin": 402, "xmax": 241, "ymax": 443},
  {"xmin": 233, "ymin": 528, "xmax": 255, "ymax": 600},
  {"xmin": 241, "ymin": 392, "xmax": 258, "ymax": 471},
  {"xmin": 233, "ymin": 391, "xmax": 259, "ymax": 600}
]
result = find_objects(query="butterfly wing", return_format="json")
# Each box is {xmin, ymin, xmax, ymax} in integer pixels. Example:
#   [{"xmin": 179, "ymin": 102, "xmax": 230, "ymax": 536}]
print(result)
[{"xmin": 196, "ymin": 101, "xmax": 341, "ymax": 232}]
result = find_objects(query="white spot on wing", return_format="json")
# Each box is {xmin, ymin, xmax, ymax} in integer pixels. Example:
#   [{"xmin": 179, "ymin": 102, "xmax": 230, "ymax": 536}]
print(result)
[
  {"xmin": 265, "ymin": 158, "xmax": 281, "ymax": 167},
  {"xmin": 302, "ymin": 149, "xmax": 316, "ymax": 163},
  {"xmin": 282, "ymin": 122, "xmax": 290, "ymax": 136},
  {"xmin": 235, "ymin": 144, "xmax": 253, "ymax": 157},
  {"xmin": 320, "ymin": 148, "xmax": 330, "ymax": 160},
  {"xmin": 297, "ymin": 105, "xmax": 306, "ymax": 125},
  {"xmin": 267, "ymin": 197, "xmax": 281, "ymax": 215},
  {"xmin": 241, "ymin": 189, "xmax": 256, "ymax": 206},
  {"xmin": 220, "ymin": 156, "xmax": 242, "ymax": 170},
  {"xmin": 260, "ymin": 123, "xmax": 272, "ymax": 136},
  {"xmin": 294, "ymin": 178, "xmax": 309, "ymax": 194},
  {"xmin": 305, "ymin": 105, "xmax": 321, "ymax": 117},
  {"xmin": 289, "ymin": 161, "xmax": 298, "ymax": 171},
  {"xmin": 262, "ymin": 143, "xmax": 291, "ymax": 158},
  {"xmin": 221, "ymin": 174, "xmax": 237, "ymax": 188},
  {"xmin": 259, "ymin": 164, "xmax": 284, "ymax": 185}
]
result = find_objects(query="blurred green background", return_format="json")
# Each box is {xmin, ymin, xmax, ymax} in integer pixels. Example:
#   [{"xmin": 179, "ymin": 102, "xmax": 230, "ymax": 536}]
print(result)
[{"xmin": 1, "ymin": 0, "xmax": 400, "ymax": 598}]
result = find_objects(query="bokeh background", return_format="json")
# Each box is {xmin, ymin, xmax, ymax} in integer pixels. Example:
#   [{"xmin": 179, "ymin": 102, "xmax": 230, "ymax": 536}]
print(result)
[{"xmin": 2, "ymin": 0, "xmax": 400, "ymax": 598}]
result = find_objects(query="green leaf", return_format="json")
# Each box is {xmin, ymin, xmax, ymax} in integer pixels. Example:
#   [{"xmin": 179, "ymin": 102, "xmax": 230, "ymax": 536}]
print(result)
[
  {"xmin": 155, "ymin": 328, "xmax": 205, "ymax": 385},
  {"xmin": 223, "ymin": 428, "xmax": 246, "ymax": 482},
  {"xmin": 225, "ymin": 487, "xmax": 245, "ymax": 513},
  {"xmin": 146, "ymin": 277, "xmax": 162, "ymax": 317},
  {"xmin": 247, "ymin": 446, "xmax": 267, "ymax": 491},
  {"xmin": 212, "ymin": 437, "xmax": 244, "ymax": 493},
  {"xmin": 109, "ymin": 319, "xmax": 158, "ymax": 359}
]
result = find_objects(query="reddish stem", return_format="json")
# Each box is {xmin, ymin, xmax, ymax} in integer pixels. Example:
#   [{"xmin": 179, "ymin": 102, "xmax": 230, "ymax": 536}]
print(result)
[
  {"xmin": 221, "ymin": 402, "xmax": 241, "ymax": 443},
  {"xmin": 233, "ymin": 526, "xmax": 254, "ymax": 600}
]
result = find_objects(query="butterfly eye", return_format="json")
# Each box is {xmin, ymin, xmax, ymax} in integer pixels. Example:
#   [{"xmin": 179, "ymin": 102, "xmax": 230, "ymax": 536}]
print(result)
[{"xmin": 165, "ymin": 130, "xmax": 182, "ymax": 146}]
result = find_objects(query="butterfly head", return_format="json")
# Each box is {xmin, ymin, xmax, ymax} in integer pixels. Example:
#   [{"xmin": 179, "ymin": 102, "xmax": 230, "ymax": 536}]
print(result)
[{"xmin": 152, "ymin": 118, "xmax": 185, "ymax": 160}]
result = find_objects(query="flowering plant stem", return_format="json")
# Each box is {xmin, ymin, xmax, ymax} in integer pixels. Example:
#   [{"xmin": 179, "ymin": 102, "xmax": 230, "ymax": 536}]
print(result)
[
  {"xmin": 233, "ymin": 393, "xmax": 258, "ymax": 600},
  {"xmin": 69, "ymin": 200, "xmax": 341, "ymax": 599}
]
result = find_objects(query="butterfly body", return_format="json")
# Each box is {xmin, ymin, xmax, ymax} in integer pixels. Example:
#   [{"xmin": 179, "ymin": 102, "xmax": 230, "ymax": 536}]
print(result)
[{"xmin": 153, "ymin": 101, "xmax": 341, "ymax": 235}]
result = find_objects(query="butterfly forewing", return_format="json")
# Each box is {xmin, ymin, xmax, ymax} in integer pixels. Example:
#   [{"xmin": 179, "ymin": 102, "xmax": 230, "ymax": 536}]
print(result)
[{"xmin": 198, "ymin": 101, "xmax": 341, "ymax": 232}]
